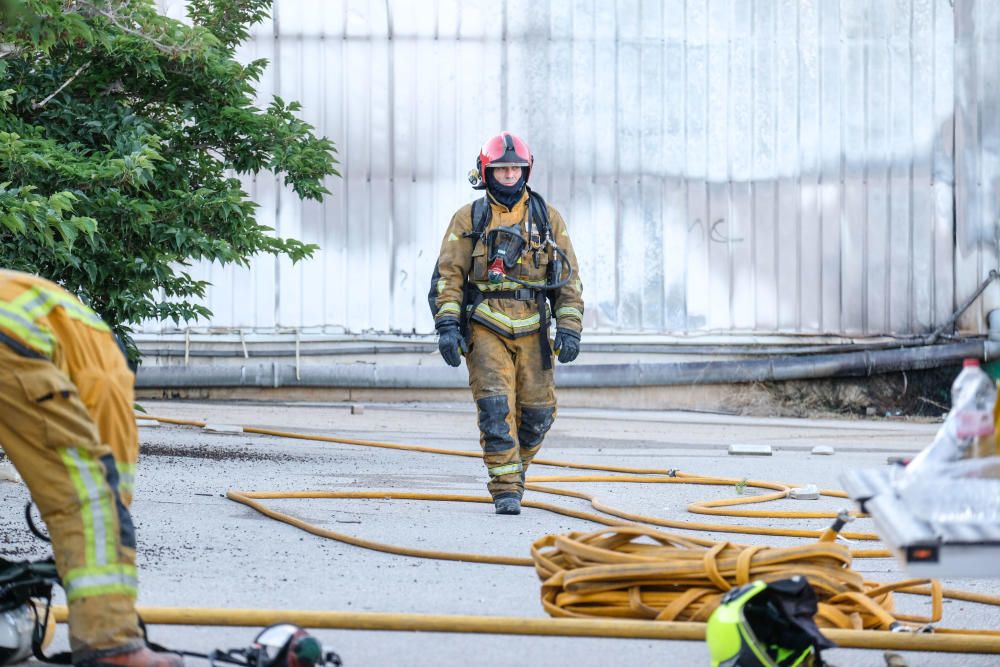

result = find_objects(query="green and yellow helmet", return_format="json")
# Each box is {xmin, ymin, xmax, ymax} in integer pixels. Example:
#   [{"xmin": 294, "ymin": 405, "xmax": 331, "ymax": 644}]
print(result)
[{"xmin": 706, "ymin": 577, "xmax": 835, "ymax": 667}]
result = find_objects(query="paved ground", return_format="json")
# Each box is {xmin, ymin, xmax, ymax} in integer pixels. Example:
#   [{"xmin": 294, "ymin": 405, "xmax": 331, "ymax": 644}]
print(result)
[{"xmin": 3, "ymin": 400, "xmax": 999, "ymax": 666}]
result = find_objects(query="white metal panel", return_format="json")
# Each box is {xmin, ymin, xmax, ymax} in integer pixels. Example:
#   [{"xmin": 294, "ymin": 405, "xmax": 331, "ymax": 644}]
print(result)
[
  {"xmin": 955, "ymin": 0, "xmax": 1000, "ymax": 332},
  {"xmin": 143, "ymin": 0, "xmax": 992, "ymax": 338}
]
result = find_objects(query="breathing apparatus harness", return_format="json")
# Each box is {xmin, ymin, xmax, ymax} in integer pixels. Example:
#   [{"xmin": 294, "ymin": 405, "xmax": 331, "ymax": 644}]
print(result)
[
  {"xmin": 461, "ymin": 187, "xmax": 574, "ymax": 370},
  {"xmin": 0, "ymin": 556, "xmax": 59, "ymax": 666},
  {"xmin": 187, "ymin": 625, "xmax": 342, "ymax": 667}
]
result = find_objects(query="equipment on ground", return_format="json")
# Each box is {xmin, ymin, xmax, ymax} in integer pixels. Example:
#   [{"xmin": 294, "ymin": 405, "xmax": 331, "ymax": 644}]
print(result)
[
  {"xmin": 206, "ymin": 625, "xmax": 341, "ymax": 667},
  {"xmin": 842, "ymin": 357, "xmax": 1000, "ymax": 577},
  {"xmin": 4, "ymin": 524, "xmax": 180, "ymax": 666},
  {"xmin": 0, "ymin": 606, "xmax": 34, "ymax": 667},
  {"xmin": 0, "ymin": 557, "xmax": 57, "ymax": 666},
  {"xmin": 706, "ymin": 577, "xmax": 835, "ymax": 667},
  {"xmin": 841, "ymin": 466, "xmax": 1000, "ymax": 577}
]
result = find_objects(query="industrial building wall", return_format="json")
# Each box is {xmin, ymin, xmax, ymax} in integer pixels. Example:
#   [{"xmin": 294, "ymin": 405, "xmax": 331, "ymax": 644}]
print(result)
[{"xmin": 144, "ymin": 0, "xmax": 1000, "ymax": 339}]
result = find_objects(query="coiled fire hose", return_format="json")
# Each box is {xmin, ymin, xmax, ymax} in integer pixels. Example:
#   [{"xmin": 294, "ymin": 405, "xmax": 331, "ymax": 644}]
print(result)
[
  {"xmin": 47, "ymin": 414, "xmax": 1000, "ymax": 654},
  {"xmin": 532, "ymin": 525, "xmax": 939, "ymax": 630}
]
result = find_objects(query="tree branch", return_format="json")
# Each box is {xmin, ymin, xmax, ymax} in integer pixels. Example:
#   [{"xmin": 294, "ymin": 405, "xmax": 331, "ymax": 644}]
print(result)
[
  {"xmin": 77, "ymin": 2, "xmax": 195, "ymax": 55},
  {"xmin": 32, "ymin": 62, "xmax": 90, "ymax": 110}
]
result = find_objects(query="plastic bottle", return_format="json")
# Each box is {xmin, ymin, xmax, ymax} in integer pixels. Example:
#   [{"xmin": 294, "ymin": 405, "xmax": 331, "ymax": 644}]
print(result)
[
  {"xmin": 899, "ymin": 358, "xmax": 1000, "ymax": 523},
  {"xmin": 972, "ymin": 378, "xmax": 1000, "ymax": 458},
  {"xmin": 905, "ymin": 358, "xmax": 996, "ymax": 472}
]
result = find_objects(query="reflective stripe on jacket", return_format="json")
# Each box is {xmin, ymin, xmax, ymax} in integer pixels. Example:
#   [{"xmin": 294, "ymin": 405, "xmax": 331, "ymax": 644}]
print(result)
[{"xmin": 0, "ymin": 270, "xmax": 110, "ymax": 362}]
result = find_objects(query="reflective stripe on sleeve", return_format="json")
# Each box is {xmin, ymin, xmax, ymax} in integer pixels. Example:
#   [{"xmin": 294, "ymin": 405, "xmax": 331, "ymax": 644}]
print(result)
[
  {"xmin": 436, "ymin": 302, "xmax": 461, "ymax": 317},
  {"xmin": 555, "ymin": 306, "xmax": 583, "ymax": 321}
]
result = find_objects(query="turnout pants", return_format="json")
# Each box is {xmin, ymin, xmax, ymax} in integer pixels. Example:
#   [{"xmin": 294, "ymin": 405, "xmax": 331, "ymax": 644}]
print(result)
[
  {"xmin": 0, "ymin": 343, "xmax": 143, "ymax": 659},
  {"xmin": 57, "ymin": 322, "xmax": 140, "ymax": 507},
  {"xmin": 467, "ymin": 323, "xmax": 557, "ymax": 500}
]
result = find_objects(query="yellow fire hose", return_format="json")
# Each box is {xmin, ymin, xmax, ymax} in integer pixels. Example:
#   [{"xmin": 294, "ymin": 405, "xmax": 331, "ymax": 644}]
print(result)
[
  {"xmin": 532, "ymin": 525, "xmax": 940, "ymax": 629},
  {"xmin": 45, "ymin": 606, "xmax": 1000, "ymax": 653},
  {"xmin": 150, "ymin": 417, "xmax": 884, "ymax": 544},
  {"xmin": 96, "ymin": 414, "xmax": 1000, "ymax": 654}
]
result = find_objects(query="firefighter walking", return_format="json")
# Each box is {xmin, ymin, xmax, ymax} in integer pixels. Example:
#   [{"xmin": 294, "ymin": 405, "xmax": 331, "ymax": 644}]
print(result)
[
  {"xmin": 428, "ymin": 132, "xmax": 584, "ymax": 515},
  {"xmin": 0, "ymin": 269, "xmax": 181, "ymax": 666}
]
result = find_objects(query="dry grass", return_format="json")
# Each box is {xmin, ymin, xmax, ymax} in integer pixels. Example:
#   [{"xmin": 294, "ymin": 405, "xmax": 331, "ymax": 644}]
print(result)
[{"xmin": 724, "ymin": 366, "xmax": 959, "ymax": 420}]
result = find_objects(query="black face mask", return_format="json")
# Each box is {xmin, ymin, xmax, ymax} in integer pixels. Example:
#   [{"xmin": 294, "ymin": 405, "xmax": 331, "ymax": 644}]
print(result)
[{"xmin": 486, "ymin": 170, "xmax": 526, "ymax": 210}]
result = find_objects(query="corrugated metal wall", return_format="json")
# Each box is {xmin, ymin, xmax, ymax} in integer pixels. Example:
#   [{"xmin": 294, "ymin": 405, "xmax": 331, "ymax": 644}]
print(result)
[
  {"xmin": 144, "ymin": 0, "xmax": 1000, "ymax": 338},
  {"xmin": 955, "ymin": 0, "xmax": 1000, "ymax": 334}
]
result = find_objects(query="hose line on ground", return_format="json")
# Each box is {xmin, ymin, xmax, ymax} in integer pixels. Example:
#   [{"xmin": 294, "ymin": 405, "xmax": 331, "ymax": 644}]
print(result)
[
  {"xmin": 136, "ymin": 415, "xmax": 1000, "ymax": 652},
  {"xmin": 47, "ymin": 606, "xmax": 1000, "ymax": 654},
  {"xmin": 148, "ymin": 416, "xmax": 879, "ymax": 544}
]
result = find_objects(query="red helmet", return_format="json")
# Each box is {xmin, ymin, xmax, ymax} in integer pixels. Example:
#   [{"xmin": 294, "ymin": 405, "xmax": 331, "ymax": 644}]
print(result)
[{"xmin": 475, "ymin": 131, "xmax": 532, "ymax": 186}]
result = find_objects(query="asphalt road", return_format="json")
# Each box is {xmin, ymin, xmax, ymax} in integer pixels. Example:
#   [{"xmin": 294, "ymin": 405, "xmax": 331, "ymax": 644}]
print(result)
[{"xmin": 3, "ymin": 400, "xmax": 999, "ymax": 667}]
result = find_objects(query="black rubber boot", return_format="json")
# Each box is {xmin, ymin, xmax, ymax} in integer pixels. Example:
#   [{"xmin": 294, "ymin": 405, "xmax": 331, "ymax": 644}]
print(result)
[{"xmin": 494, "ymin": 496, "xmax": 521, "ymax": 515}]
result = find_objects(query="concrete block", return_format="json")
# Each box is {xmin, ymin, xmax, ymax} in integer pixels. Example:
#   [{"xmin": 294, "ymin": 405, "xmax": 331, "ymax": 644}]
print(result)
[
  {"xmin": 203, "ymin": 424, "xmax": 244, "ymax": 434},
  {"xmin": 789, "ymin": 484, "xmax": 820, "ymax": 500},
  {"xmin": 811, "ymin": 445, "xmax": 835, "ymax": 456},
  {"xmin": 728, "ymin": 444, "xmax": 772, "ymax": 456},
  {"xmin": 350, "ymin": 404, "xmax": 365, "ymax": 416}
]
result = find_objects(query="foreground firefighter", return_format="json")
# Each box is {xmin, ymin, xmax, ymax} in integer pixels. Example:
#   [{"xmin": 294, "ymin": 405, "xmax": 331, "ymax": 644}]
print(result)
[
  {"xmin": 0, "ymin": 270, "xmax": 182, "ymax": 666},
  {"xmin": 428, "ymin": 132, "xmax": 584, "ymax": 515}
]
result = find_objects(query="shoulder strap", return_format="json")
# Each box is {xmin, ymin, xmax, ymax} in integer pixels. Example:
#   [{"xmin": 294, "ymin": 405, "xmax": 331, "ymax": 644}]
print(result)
[
  {"xmin": 472, "ymin": 196, "xmax": 490, "ymax": 234},
  {"xmin": 464, "ymin": 196, "xmax": 491, "ymax": 252},
  {"xmin": 526, "ymin": 189, "xmax": 551, "ymax": 241},
  {"xmin": 523, "ymin": 189, "xmax": 554, "ymax": 370}
]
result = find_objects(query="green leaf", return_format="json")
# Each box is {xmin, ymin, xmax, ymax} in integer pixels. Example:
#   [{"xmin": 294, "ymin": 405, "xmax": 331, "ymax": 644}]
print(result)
[
  {"xmin": 0, "ymin": 212, "xmax": 26, "ymax": 234},
  {"xmin": 56, "ymin": 220, "xmax": 79, "ymax": 247}
]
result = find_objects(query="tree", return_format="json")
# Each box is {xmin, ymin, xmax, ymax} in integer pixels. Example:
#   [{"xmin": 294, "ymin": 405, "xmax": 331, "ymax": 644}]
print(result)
[{"xmin": 0, "ymin": 0, "xmax": 338, "ymax": 359}]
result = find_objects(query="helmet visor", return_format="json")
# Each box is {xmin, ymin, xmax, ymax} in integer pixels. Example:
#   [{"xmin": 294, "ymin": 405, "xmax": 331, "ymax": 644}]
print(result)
[{"xmin": 488, "ymin": 158, "xmax": 530, "ymax": 167}]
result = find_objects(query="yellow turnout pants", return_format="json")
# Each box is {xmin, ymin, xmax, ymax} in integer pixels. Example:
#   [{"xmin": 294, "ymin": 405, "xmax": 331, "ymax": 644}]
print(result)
[
  {"xmin": 55, "ymin": 322, "xmax": 139, "ymax": 506},
  {"xmin": 467, "ymin": 323, "xmax": 557, "ymax": 500},
  {"xmin": 0, "ymin": 342, "xmax": 143, "ymax": 659}
]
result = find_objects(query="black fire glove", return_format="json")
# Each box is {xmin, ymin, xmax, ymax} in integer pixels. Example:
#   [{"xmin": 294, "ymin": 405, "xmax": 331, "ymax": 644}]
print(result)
[
  {"xmin": 554, "ymin": 328, "xmax": 581, "ymax": 364},
  {"xmin": 436, "ymin": 321, "xmax": 467, "ymax": 367}
]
